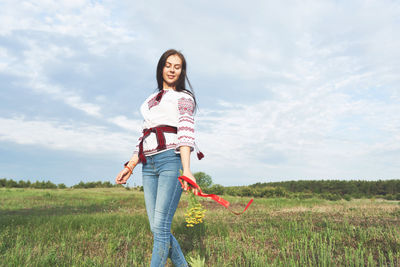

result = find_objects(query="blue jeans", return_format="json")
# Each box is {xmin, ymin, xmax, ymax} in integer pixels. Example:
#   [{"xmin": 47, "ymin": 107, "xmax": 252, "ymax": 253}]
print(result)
[{"xmin": 142, "ymin": 149, "xmax": 188, "ymax": 267}]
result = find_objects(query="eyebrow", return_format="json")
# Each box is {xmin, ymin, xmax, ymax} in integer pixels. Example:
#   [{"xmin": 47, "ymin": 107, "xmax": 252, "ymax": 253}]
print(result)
[{"xmin": 166, "ymin": 61, "xmax": 181, "ymax": 66}]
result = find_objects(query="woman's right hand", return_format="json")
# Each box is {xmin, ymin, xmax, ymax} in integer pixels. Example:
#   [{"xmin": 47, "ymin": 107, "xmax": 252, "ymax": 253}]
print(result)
[{"xmin": 115, "ymin": 168, "xmax": 132, "ymax": 184}]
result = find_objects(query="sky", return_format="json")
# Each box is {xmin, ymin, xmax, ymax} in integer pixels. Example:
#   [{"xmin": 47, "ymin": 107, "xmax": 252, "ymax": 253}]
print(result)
[{"xmin": 0, "ymin": 0, "xmax": 399, "ymax": 187}]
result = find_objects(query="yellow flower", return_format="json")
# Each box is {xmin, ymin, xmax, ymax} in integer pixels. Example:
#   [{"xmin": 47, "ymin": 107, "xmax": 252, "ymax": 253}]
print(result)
[{"xmin": 184, "ymin": 189, "xmax": 207, "ymax": 227}]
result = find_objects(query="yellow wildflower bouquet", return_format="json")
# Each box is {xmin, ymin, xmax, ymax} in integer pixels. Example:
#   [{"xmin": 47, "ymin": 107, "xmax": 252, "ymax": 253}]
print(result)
[
  {"xmin": 185, "ymin": 193, "xmax": 206, "ymax": 227},
  {"xmin": 179, "ymin": 170, "xmax": 207, "ymax": 227}
]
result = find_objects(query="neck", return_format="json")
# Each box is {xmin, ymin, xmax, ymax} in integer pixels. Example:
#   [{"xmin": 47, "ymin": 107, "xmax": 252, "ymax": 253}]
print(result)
[{"xmin": 163, "ymin": 81, "xmax": 176, "ymax": 90}]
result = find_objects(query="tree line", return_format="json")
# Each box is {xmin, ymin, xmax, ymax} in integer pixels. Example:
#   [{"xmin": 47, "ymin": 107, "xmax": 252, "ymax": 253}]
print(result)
[
  {"xmin": 206, "ymin": 179, "xmax": 400, "ymax": 201},
  {"xmin": 250, "ymin": 179, "xmax": 400, "ymax": 196},
  {"xmin": 0, "ymin": 178, "xmax": 119, "ymax": 189},
  {"xmin": 1, "ymin": 176, "xmax": 399, "ymax": 201}
]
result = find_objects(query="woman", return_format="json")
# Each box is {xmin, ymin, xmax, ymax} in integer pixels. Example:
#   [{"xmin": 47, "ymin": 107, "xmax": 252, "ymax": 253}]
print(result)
[{"xmin": 115, "ymin": 49, "xmax": 200, "ymax": 267}]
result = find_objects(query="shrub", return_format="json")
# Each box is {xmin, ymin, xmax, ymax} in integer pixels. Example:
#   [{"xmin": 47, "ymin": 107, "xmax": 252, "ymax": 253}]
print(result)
[
  {"xmin": 321, "ymin": 193, "xmax": 341, "ymax": 201},
  {"xmin": 193, "ymin": 172, "xmax": 213, "ymax": 189},
  {"xmin": 224, "ymin": 187, "xmax": 238, "ymax": 196},
  {"xmin": 5, "ymin": 179, "xmax": 17, "ymax": 188},
  {"xmin": 207, "ymin": 184, "xmax": 224, "ymax": 195},
  {"xmin": 57, "ymin": 183, "xmax": 67, "ymax": 189},
  {"xmin": 343, "ymin": 194, "xmax": 352, "ymax": 201},
  {"xmin": 239, "ymin": 187, "xmax": 252, "ymax": 197},
  {"xmin": 297, "ymin": 192, "xmax": 314, "ymax": 199},
  {"xmin": 274, "ymin": 187, "xmax": 288, "ymax": 197}
]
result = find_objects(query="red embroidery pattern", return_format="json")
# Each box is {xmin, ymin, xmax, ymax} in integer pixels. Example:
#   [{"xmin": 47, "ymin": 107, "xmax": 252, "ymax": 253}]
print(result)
[
  {"xmin": 178, "ymin": 136, "xmax": 195, "ymax": 140},
  {"xmin": 177, "ymin": 142, "xmax": 195, "ymax": 147},
  {"xmin": 143, "ymin": 144, "xmax": 177, "ymax": 154},
  {"xmin": 179, "ymin": 119, "xmax": 194, "ymax": 124},
  {"xmin": 178, "ymin": 97, "xmax": 194, "ymax": 115},
  {"xmin": 178, "ymin": 126, "xmax": 194, "ymax": 132},
  {"xmin": 179, "ymin": 116, "xmax": 194, "ymax": 124},
  {"xmin": 148, "ymin": 91, "xmax": 166, "ymax": 109},
  {"xmin": 179, "ymin": 115, "xmax": 194, "ymax": 120}
]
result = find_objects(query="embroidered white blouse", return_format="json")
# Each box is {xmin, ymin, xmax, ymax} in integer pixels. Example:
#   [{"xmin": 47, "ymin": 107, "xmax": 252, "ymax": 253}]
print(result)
[{"xmin": 133, "ymin": 89, "xmax": 196, "ymax": 156}]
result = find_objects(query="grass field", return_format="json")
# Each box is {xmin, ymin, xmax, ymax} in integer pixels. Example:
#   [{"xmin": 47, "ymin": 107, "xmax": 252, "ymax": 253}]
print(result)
[{"xmin": 1, "ymin": 188, "xmax": 399, "ymax": 266}]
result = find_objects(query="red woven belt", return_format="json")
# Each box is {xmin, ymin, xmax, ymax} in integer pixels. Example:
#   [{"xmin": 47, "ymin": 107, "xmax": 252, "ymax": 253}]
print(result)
[
  {"xmin": 138, "ymin": 125, "xmax": 177, "ymax": 164},
  {"xmin": 178, "ymin": 175, "xmax": 253, "ymax": 215}
]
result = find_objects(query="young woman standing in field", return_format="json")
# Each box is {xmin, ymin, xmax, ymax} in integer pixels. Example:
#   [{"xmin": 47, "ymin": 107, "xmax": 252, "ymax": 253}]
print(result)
[{"xmin": 115, "ymin": 49, "xmax": 199, "ymax": 267}]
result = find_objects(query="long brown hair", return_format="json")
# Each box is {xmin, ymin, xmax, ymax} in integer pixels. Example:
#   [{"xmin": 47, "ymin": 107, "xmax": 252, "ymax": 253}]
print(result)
[{"xmin": 156, "ymin": 49, "xmax": 197, "ymax": 110}]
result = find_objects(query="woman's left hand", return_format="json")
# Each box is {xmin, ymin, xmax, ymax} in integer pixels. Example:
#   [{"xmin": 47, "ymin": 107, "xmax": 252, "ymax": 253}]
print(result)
[{"xmin": 182, "ymin": 170, "xmax": 198, "ymax": 195}]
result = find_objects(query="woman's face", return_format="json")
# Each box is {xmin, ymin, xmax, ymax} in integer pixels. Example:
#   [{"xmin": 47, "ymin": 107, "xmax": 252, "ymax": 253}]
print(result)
[{"xmin": 162, "ymin": 54, "xmax": 182, "ymax": 89}]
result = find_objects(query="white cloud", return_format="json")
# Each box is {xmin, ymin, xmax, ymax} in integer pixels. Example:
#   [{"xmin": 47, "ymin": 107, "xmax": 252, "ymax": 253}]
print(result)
[
  {"xmin": 108, "ymin": 116, "xmax": 143, "ymax": 132},
  {"xmin": 0, "ymin": 116, "xmax": 136, "ymax": 155},
  {"xmin": 194, "ymin": 81, "xmax": 400, "ymax": 183},
  {"xmin": 28, "ymin": 78, "xmax": 103, "ymax": 117},
  {"xmin": 0, "ymin": 0, "xmax": 138, "ymax": 118},
  {"xmin": 1, "ymin": 0, "xmax": 399, "ymax": 184}
]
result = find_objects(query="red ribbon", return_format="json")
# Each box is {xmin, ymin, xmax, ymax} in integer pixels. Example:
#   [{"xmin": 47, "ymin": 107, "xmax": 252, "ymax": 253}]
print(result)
[{"xmin": 178, "ymin": 175, "xmax": 253, "ymax": 215}]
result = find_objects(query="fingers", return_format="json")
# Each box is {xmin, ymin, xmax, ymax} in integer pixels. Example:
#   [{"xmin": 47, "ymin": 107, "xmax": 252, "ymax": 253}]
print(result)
[
  {"xmin": 115, "ymin": 174, "xmax": 122, "ymax": 184},
  {"xmin": 182, "ymin": 181, "xmax": 200, "ymax": 196},
  {"xmin": 115, "ymin": 169, "xmax": 130, "ymax": 184},
  {"xmin": 115, "ymin": 178, "xmax": 124, "ymax": 184},
  {"xmin": 117, "ymin": 177, "xmax": 127, "ymax": 184},
  {"xmin": 180, "ymin": 178, "xmax": 200, "ymax": 195},
  {"xmin": 116, "ymin": 172, "xmax": 124, "ymax": 182}
]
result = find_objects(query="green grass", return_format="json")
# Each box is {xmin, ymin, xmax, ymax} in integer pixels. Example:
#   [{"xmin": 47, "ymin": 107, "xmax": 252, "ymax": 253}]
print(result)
[{"xmin": 0, "ymin": 188, "xmax": 399, "ymax": 266}]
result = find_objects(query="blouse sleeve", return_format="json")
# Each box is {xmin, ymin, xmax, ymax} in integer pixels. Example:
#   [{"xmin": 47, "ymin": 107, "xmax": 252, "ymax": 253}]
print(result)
[
  {"xmin": 176, "ymin": 95, "xmax": 195, "ymax": 151},
  {"xmin": 132, "ymin": 120, "xmax": 144, "ymax": 155},
  {"xmin": 132, "ymin": 136, "xmax": 142, "ymax": 156}
]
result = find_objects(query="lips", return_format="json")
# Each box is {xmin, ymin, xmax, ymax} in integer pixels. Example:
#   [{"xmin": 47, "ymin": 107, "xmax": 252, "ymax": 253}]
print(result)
[{"xmin": 167, "ymin": 75, "xmax": 175, "ymax": 79}]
